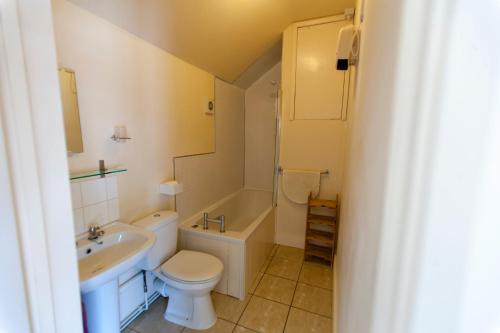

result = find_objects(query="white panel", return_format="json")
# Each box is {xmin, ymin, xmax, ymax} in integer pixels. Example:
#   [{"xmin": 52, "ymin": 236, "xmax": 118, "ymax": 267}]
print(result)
[
  {"xmin": 106, "ymin": 176, "xmax": 118, "ymax": 200},
  {"xmin": 294, "ymin": 21, "xmax": 347, "ymax": 120},
  {"xmin": 145, "ymin": 271, "xmax": 157, "ymax": 299},
  {"xmin": 174, "ymin": 79, "xmax": 244, "ymax": 221},
  {"xmin": 70, "ymin": 182, "xmax": 82, "ymax": 209},
  {"xmin": 227, "ymin": 242, "xmax": 243, "ymax": 299},
  {"xmin": 83, "ymin": 201, "xmax": 108, "ymax": 227},
  {"xmin": 80, "ymin": 178, "xmax": 107, "ymax": 206},
  {"xmin": 119, "ymin": 268, "xmax": 142, "ymax": 286},
  {"xmin": 107, "ymin": 198, "xmax": 120, "ymax": 222},
  {"xmin": 244, "ymin": 209, "xmax": 275, "ymax": 297},
  {"xmin": 119, "ymin": 273, "xmax": 144, "ymax": 322},
  {"xmin": 73, "ymin": 208, "xmax": 85, "ymax": 235},
  {"xmin": 244, "ymin": 63, "xmax": 281, "ymax": 192}
]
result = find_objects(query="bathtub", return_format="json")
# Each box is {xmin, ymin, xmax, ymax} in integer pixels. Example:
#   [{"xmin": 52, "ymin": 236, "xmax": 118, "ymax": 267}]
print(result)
[{"xmin": 178, "ymin": 189, "xmax": 275, "ymax": 300}]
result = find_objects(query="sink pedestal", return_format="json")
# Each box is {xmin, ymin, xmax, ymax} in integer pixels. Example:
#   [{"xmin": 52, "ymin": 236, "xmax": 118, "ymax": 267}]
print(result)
[
  {"xmin": 82, "ymin": 279, "xmax": 120, "ymax": 333},
  {"xmin": 77, "ymin": 222, "xmax": 156, "ymax": 332}
]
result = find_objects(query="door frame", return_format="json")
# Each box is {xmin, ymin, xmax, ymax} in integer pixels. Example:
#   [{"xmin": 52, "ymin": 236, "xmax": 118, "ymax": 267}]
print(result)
[{"xmin": 0, "ymin": 1, "xmax": 83, "ymax": 332}]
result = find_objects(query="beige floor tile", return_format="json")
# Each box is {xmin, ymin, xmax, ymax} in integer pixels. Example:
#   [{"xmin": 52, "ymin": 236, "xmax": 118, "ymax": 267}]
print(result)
[
  {"xmin": 182, "ymin": 318, "xmax": 234, "ymax": 333},
  {"xmin": 234, "ymin": 326, "xmax": 258, "ymax": 333},
  {"xmin": 284, "ymin": 307, "xmax": 332, "ymax": 333},
  {"xmin": 260, "ymin": 256, "xmax": 272, "ymax": 273},
  {"xmin": 275, "ymin": 245, "xmax": 304, "ymax": 261},
  {"xmin": 299, "ymin": 262, "xmax": 333, "ymax": 290},
  {"xmin": 123, "ymin": 328, "xmax": 137, "ymax": 333},
  {"xmin": 266, "ymin": 256, "xmax": 303, "ymax": 281},
  {"xmin": 292, "ymin": 283, "xmax": 332, "ymax": 318},
  {"xmin": 254, "ymin": 274, "xmax": 296, "ymax": 305},
  {"xmin": 270, "ymin": 244, "xmax": 279, "ymax": 257},
  {"xmin": 238, "ymin": 296, "xmax": 290, "ymax": 333},
  {"xmin": 211, "ymin": 292, "xmax": 250, "ymax": 323},
  {"xmin": 249, "ymin": 272, "xmax": 264, "ymax": 294},
  {"xmin": 130, "ymin": 297, "xmax": 184, "ymax": 333}
]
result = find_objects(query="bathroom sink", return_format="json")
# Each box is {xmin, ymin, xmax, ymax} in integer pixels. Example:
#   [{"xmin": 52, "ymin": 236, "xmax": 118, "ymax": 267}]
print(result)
[{"xmin": 77, "ymin": 222, "xmax": 156, "ymax": 293}]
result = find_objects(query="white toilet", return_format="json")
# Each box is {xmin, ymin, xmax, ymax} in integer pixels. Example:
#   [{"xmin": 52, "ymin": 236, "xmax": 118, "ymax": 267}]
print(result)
[{"xmin": 134, "ymin": 211, "xmax": 223, "ymax": 330}]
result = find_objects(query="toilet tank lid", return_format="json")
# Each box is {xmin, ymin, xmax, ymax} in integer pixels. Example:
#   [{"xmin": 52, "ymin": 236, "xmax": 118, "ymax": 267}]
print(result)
[{"xmin": 133, "ymin": 211, "xmax": 178, "ymax": 231}]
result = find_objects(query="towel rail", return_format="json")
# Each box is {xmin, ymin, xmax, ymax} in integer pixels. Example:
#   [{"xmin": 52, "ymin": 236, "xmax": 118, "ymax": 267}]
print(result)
[{"xmin": 278, "ymin": 167, "xmax": 329, "ymax": 175}]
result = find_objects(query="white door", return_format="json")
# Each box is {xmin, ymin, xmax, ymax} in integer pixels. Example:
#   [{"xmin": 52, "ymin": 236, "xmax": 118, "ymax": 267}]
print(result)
[
  {"xmin": 0, "ymin": 1, "xmax": 83, "ymax": 332},
  {"xmin": 294, "ymin": 21, "xmax": 349, "ymax": 120}
]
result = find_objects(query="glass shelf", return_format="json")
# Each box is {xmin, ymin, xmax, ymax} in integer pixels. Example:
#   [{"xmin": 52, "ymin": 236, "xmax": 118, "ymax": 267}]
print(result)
[{"xmin": 69, "ymin": 167, "xmax": 127, "ymax": 180}]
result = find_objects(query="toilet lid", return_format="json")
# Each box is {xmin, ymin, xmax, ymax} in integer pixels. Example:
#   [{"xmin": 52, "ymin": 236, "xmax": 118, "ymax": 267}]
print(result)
[{"xmin": 161, "ymin": 250, "xmax": 223, "ymax": 283}]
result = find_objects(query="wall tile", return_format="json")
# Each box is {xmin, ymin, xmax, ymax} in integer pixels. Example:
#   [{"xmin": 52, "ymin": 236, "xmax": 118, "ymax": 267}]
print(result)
[
  {"xmin": 81, "ymin": 178, "xmax": 107, "ymax": 206},
  {"xmin": 83, "ymin": 201, "xmax": 108, "ymax": 227},
  {"xmin": 70, "ymin": 182, "xmax": 82, "ymax": 209},
  {"xmin": 106, "ymin": 176, "xmax": 118, "ymax": 199},
  {"xmin": 108, "ymin": 198, "xmax": 120, "ymax": 222},
  {"xmin": 72, "ymin": 176, "xmax": 123, "ymax": 234},
  {"xmin": 73, "ymin": 208, "xmax": 85, "ymax": 235}
]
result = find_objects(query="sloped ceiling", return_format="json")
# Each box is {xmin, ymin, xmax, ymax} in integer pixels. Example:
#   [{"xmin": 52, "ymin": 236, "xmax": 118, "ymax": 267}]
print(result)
[{"xmin": 69, "ymin": 0, "xmax": 355, "ymax": 84}]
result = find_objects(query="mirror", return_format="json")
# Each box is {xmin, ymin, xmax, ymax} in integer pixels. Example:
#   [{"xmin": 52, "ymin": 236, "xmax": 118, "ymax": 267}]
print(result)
[{"xmin": 58, "ymin": 68, "xmax": 84, "ymax": 153}]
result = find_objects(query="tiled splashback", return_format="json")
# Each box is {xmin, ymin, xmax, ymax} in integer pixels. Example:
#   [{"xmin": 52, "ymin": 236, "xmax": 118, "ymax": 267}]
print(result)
[{"xmin": 70, "ymin": 176, "xmax": 120, "ymax": 235}]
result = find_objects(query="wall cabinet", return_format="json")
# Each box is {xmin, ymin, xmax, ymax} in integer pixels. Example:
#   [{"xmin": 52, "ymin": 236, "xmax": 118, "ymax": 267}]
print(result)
[{"xmin": 291, "ymin": 18, "xmax": 351, "ymax": 120}]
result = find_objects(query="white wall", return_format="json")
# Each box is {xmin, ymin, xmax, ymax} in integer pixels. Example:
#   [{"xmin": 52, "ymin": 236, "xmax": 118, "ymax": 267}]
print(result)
[
  {"xmin": 175, "ymin": 79, "xmax": 245, "ymax": 221},
  {"xmin": 244, "ymin": 62, "xmax": 281, "ymax": 191},
  {"xmin": 70, "ymin": 176, "xmax": 121, "ymax": 235},
  {"xmin": 276, "ymin": 18, "xmax": 349, "ymax": 248},
  {"xmin": 52, "ymin": 0, "xmax": 217, "ymax": 222},
  {"xmin": 334, "ymin": 0, "xmax": 404, "ymax": 328},
  {"xmin": 336, "ymin": 0, "xmax": 500, "ymax": 332}
]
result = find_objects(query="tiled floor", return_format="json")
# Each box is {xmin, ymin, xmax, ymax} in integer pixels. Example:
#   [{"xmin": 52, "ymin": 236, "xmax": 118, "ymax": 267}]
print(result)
[{"xmin": 126, "ymin": 244, "xmax": 333, "ymax": 333}]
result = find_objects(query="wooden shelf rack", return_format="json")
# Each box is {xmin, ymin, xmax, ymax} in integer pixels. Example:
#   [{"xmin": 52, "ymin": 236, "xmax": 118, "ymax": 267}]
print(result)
[{"xmin": 304, "ymin": 194, "xmax": 340, "ymax": 266}]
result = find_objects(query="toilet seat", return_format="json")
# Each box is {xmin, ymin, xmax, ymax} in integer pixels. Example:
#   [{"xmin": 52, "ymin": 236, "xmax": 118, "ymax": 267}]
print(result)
[{"xmin": 160, "ymin": 250, "xmax": 223, "ymax": 284}]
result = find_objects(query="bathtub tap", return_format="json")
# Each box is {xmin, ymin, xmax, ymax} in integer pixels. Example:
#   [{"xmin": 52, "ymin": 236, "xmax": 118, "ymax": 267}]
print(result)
[{"xmin": 203, "ymin": 213, "xmax": 225, "ymax": 233}]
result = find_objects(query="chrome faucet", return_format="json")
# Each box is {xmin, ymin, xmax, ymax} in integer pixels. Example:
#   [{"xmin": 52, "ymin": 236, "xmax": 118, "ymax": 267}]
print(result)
[
  {"xmin": 88, "ymin": 224, "xmax": 104, "ymax": 243},
  {"xmin": 203, "ymin": 213, "xmax": 225, "ymax": 233}
]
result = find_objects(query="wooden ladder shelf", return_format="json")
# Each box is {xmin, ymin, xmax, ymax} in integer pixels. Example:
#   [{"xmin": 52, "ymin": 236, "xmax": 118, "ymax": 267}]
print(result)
[{"xmin": 304, "ymin": 194, "xmax": 340, "ymax": 265}]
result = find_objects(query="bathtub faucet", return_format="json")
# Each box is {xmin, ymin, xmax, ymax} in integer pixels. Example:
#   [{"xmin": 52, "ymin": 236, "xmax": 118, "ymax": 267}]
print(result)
[{"xmin": 203, "ymin": 213, "xmax": 225, "ymax": 233}]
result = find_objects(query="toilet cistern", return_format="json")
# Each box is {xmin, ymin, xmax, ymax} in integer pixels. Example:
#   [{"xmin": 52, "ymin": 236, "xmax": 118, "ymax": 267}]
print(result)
[{"xmin": 203, "ymin": 213, "xmax": 225, "ymax": 233}]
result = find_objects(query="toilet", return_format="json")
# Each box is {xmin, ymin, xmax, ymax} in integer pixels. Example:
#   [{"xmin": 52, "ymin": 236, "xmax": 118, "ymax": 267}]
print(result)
[{"xmin": 134, "ymin": 211, "xmax": 223, "ymax": 330}]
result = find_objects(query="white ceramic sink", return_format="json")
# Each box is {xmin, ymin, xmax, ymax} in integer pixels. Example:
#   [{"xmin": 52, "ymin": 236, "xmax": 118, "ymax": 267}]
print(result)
[
  {"xmin": 77, "ymin": 222, "xmax": 155, "ymax": 333},
  {"xmin": 77, "ymin": 222, "xmax": 156, "ymax": 293}
]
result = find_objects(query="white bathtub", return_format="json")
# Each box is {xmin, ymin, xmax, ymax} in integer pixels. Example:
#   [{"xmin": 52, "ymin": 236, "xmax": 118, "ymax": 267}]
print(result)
[{"xmin": 178, "ymin": 189, "xmax": 275, "ymax": 300}]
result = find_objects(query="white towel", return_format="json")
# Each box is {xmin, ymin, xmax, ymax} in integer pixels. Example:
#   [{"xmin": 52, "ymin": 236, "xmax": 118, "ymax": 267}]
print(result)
[{"xmin": 282, "ymin": 169, "xmax": 321, "ymax": 204}]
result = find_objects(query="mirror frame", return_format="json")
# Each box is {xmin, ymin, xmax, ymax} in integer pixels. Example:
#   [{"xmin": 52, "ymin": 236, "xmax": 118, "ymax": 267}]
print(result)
[{"xmin": 58, "ymin": 66, "xmax": 84, "ymax": 154}]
